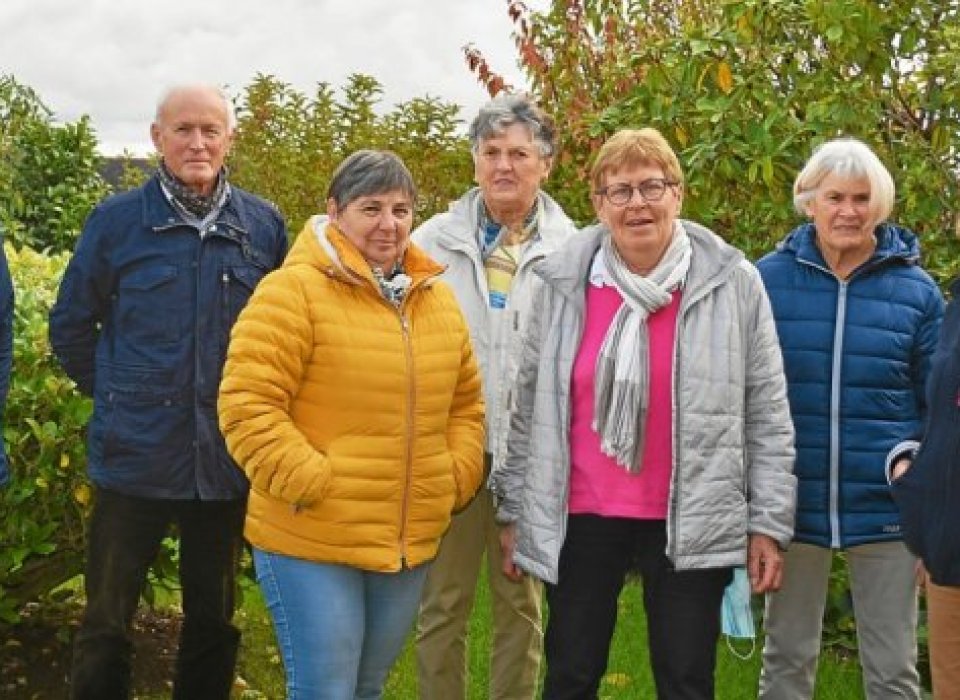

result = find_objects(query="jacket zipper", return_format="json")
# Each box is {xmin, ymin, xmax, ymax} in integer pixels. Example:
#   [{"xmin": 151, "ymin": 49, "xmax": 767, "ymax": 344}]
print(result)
[
  {"xmin": 795, "ymin": 257, "xmax": 852, "ymax": 548},
  {"xmin": 666, "ymin": 273, "xmax": 724, "ymax": 564},
  {"xmin": 398, "ymin": 312, "xmax": 415, "ymax": 569},
  {"xmin": 828, "ymin": 282, "xmax": 848, "ymax": 548},
  {"xmin": 357, "ymin": 264, "xmax": 440, "ymax": 569},
  {"xmin": 221, "ymin": 271, "xmax": 230, "ymax": 316}
]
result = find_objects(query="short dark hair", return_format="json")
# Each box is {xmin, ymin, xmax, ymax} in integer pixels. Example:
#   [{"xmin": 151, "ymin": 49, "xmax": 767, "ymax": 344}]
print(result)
[{"xmin": 327, "ymin": 150, "xmax": 417, "ymax": 209}]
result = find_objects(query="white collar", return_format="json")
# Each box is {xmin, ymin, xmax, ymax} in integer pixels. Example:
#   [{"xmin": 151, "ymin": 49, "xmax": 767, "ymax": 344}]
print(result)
[{"xmin": 589, "ymin": 249, "xmax": 616, "ymax": 288}]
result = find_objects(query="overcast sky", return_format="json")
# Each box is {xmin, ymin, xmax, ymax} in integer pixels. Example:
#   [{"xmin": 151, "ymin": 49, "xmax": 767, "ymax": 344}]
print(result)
[{"xmin": 0, "ymin": 0, "xmax": 547, "ymax": 155}]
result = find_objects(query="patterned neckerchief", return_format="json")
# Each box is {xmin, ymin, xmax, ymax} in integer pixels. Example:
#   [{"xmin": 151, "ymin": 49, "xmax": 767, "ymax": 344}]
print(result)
[
  {"xmin": 371, "ymin": 262, "xmax": 412, "ymax": 308},
  {"xmin": 157, "ymin": 160, "xmax": 228, "ymax": 220},
  {"xmin": 478, "ymin": 199, "xmax": 540, "ymax": 260}
]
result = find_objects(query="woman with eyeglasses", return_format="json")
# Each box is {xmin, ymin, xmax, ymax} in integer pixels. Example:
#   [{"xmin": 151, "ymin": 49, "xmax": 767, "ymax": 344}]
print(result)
[{"xmin": 489, "ymin": 127, "xmax": 797, "ymax": 699}]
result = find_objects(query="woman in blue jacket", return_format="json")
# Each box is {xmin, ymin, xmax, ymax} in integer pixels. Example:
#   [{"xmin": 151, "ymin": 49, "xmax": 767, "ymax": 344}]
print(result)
[
  {"xmin": 757, "ymin": 138, "xmax": 943, "ymax": 700},
  {"xmin": 893, "ymin": 281, "xmax": 960, "ymax": 699}
]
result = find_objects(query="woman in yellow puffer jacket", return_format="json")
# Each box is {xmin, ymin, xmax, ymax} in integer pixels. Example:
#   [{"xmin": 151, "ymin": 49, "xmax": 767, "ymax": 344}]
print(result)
[{"xmin": 218, "ymin": 150, "xmax": 485, "ymax": 700}]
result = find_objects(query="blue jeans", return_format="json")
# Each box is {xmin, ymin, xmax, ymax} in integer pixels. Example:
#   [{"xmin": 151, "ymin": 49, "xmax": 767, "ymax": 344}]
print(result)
[{"xmin": 254, "ymin": 548, "xmax": 429, "ymax": 700}]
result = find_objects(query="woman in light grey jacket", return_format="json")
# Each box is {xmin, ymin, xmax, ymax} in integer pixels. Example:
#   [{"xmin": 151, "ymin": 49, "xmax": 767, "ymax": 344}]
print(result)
[{"xmin": 490, "ymin": 128, "xmax": 796, "ymax": 700}]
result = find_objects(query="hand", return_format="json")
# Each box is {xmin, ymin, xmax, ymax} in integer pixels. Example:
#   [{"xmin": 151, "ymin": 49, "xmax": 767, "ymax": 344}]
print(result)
[
  {"xmin": 748, "ymin": 533, "xmax": 783, "ymax": 594},
  {"xmin": 499, "ymin": 523, "xmax": 524, "ymax": 582},
  {"xmin": 915, "ymin": 559, "xmax": 928, "ymax": 589},
  {"xmin": 891, "ymin": 457, "xmax": 912, "ymax": 481}
]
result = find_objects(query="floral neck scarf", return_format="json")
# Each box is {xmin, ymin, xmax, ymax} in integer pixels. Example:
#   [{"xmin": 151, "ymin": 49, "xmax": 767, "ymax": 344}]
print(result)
[
  {"xmin": 157, "ymin": 160, "xmax": 228, "ymax": 219},
  {"xmin": 371, "ymin": 262, "xmax": 412, "ymax": 308}
]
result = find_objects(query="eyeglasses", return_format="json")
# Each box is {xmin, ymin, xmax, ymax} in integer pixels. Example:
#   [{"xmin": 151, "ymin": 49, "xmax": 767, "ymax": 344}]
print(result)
[{"xmin": 596, "ymin": 179, "xmax": 678, "ymax": 206}]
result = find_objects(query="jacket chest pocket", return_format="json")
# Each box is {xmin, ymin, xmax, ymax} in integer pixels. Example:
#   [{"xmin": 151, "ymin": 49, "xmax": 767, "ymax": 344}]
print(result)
[
  {"xmin": 115, "ymin": 265, "xmax": 186, "ymax": 345},
  {"xmin": 221, "ymin": 264, "xmax": 264, "ymax": 325}
]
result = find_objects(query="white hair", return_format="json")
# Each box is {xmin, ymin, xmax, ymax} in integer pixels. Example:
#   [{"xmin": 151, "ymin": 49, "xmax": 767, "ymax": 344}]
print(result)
[
  {"xmin": 793, "ymin": 138, "xmax": 895, "ymax": 224},
  {"xmin": 154, "ymin": 83, "xmax": 236, "ymax": 131}
]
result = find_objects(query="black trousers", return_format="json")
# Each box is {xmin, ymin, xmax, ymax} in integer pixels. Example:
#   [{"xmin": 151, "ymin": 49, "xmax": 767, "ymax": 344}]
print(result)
[
  {"xmin": 542, "ymin": 515, "xmax": 732, "ymax": 700},
  {"xmin": 70, "ymin": 487, "xmax": 245, "ymax": 700}
]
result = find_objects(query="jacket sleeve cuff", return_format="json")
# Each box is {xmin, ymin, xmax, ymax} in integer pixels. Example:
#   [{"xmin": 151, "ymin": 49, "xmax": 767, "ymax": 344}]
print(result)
[
  {"xmin": 885, "ymin": 440, "xmax": 919, "ymax": 484},
  {"xmin": 490, "ymin": 490, "xmax": 519, "ymax": 525}
]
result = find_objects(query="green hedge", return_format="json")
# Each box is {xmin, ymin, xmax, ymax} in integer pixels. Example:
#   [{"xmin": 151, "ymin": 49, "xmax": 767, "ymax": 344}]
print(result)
[{"xmin": 0, "ymin": 244, "xmax": 90, "ymax": 622}]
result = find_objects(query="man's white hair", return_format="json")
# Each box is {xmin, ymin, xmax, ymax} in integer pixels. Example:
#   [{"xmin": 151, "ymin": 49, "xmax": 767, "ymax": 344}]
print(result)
[{"xmin": 154, "ymin": 83, "xmax": 237, "ymax": 131}]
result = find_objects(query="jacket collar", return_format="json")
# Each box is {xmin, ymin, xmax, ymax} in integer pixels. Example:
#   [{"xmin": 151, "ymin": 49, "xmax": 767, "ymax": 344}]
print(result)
[
  {"xmin": 433, "ymin": 187, "xmax": 573, "ymax": 261},
  {"xmin": 778, "ymin": 221, "xmax": 920, "ymax": 273},
  {"xmin": 288, "ymin": 215, "xmax": 444, "ymax": 290},
  {"xmin": 142, "ymin": 174, "xmax": 249, "ymax": 238},
  {"xmin": 536, "ymin": 219, "xmax": 743, "ymax": 304}
]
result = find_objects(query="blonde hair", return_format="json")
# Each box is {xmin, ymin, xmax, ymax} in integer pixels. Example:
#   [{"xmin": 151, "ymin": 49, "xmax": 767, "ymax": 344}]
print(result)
[{"xmin": 590, "ymin": 128, "xmax": 684, "ymax": 192}]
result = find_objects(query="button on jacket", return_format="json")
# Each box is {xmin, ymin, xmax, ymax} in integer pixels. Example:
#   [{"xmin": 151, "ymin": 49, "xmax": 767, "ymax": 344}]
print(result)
[{"xmin": 49, "ymin": 175, "xmax": 288, "ymax": 500}]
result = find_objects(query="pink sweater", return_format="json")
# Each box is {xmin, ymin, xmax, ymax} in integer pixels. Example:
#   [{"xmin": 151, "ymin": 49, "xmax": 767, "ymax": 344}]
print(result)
[{"xmin": 568, "ymin": 283, "xmax": 680, "ymax": 519}]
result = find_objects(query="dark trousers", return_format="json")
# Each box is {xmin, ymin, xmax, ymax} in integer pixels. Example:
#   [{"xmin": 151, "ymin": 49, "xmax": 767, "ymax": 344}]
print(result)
[
  {"xmin": 542, "ymin": 515, "xmax": 732, "ymax": 700},
  {"xmin": 69, "ymin": 487, "xmax": 246, "ymax": 700}
]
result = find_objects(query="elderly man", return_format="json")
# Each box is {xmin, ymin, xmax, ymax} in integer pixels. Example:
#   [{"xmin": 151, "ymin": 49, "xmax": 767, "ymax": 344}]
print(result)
[
  {"xmin": 50, "ymin": 84, "xmax": 288, "ymax": 700},
  {"xmin": 413, "ymin": 93, "xmax": 576, "ymax": 700}
]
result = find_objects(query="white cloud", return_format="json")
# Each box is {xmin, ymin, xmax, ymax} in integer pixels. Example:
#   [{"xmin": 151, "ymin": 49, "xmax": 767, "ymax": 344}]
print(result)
[{"xmin": 0, "ymin": 0, "xmax": 543, "ymax": 154}]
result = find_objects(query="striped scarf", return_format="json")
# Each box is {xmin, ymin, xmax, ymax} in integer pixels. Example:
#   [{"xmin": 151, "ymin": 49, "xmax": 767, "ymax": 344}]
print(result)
[{"xmin": 593, "ymin": 222, "xmax": 691, "ymax": 472}]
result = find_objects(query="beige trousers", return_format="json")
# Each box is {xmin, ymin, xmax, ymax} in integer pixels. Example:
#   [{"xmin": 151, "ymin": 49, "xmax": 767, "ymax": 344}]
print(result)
[
  {"xmin": 415, "ymin": 487, "xmax": 543, "ymax": 700},
  {"xmin": 927, "ymin": 578, "xmax": 960, "ymax": 700}
]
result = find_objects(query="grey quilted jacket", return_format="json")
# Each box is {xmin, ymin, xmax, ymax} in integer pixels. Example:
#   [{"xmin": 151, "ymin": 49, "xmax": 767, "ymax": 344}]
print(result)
[{"xmin": 489, "ymin": 221, "xmax": 796, "ymax": 583}]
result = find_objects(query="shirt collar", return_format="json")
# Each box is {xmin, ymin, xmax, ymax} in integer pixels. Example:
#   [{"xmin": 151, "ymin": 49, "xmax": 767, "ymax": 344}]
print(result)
[{"xmin": 589, "ymin": 249, "xmax": 616, "ymax": 288}]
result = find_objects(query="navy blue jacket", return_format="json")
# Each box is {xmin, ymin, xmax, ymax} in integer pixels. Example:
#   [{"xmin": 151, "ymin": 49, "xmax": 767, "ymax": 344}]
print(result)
[
  {"xmin": 893, "ymin": 278, "xmax": 960, "ymax": 585},
  {"xmin": 49, "ymin": 175, "xmax": 287, "ymax": 500},
  {"xmin": 757, "ymin": 222, "xmax": 942, "ymax": 548},
  {"xmin": 0, "ymin": 242, "xmax": 13, "ymax": 487}
]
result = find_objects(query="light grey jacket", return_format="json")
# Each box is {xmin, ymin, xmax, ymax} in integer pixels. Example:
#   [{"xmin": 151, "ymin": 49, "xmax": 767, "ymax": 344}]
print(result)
[
  {"xmin": 489, "ymin": 221, "xmax": 796, "ymax": 583},
  {"xmin": 412, "ymin": 188, "xmax": 576, "ymax": 469}
]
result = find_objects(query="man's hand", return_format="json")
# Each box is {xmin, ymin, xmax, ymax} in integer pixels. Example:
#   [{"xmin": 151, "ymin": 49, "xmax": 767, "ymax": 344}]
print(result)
[
  {"xmin": 499, "ymin": 523, "xmax": 524, "ymax": 582},
  {"xmin": 891, "ymin": 456, "xmax": 912, "ymax": 481},
  {"xmin": 748, "ymin": 533, "xmax": 784, "ymax": 594}
]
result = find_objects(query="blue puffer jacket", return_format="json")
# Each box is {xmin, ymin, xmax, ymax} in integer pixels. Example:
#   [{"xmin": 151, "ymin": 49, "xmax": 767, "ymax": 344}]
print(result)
[
  {"xmin": 0, "ymin": 241, "xmax": 13, "ymax": 487},
  {"xmin": 757, "ymin": 222, "xmax": 942, "ymax": 548},
  {"xmin": 893, "ymin": 278, "xmax": 960, "ymax": 585},
  {"xmin": 49, "ymin": 175, "xmax": 288, "ymax": 500}
]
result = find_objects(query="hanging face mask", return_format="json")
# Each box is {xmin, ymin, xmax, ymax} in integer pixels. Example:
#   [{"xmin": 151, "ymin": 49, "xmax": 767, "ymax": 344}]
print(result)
[{"xmin": 721, "ymin": 566, "xmax": 756, "ymax": 660}]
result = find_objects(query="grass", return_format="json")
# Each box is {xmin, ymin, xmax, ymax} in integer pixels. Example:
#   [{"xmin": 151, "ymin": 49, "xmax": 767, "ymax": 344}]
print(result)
[{"xmin": 223, "ymin": 564, "xmax": 866, "ymax": 700}]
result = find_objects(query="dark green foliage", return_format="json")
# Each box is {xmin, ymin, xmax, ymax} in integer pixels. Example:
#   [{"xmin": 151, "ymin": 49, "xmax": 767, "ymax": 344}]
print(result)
[
  {"xmin": 0, "ymin": 75, "xmax": 109, "ymax": 252},
  {"xmin": 0, "ymin": 246, "xmax": 90, "ymax": 622},
  {"xmin": 497, "ymin": 0, "xmax": 960, "ymax": 283},
  {"xmin": 228, "ymin": 73, "xmax": 474, "ymax": 235}
]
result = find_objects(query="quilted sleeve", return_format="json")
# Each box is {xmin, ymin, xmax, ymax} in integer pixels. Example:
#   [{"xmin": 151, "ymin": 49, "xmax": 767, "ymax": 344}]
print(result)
[{"xmin": 218, "ymin": 269, "xmax": 331, "ymax": 506}]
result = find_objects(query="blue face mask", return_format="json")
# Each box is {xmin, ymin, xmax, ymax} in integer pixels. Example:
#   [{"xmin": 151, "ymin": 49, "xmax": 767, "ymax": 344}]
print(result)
[{"xmin": 721, "ymin": 566, "xmax": 756, "ymax": 659}]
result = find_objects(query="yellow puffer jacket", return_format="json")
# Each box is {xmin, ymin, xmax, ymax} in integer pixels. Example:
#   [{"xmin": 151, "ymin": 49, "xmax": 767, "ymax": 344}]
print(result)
[{"xmin": 219, "ymin": 216, "xmax": 485, "ymax": 572}]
